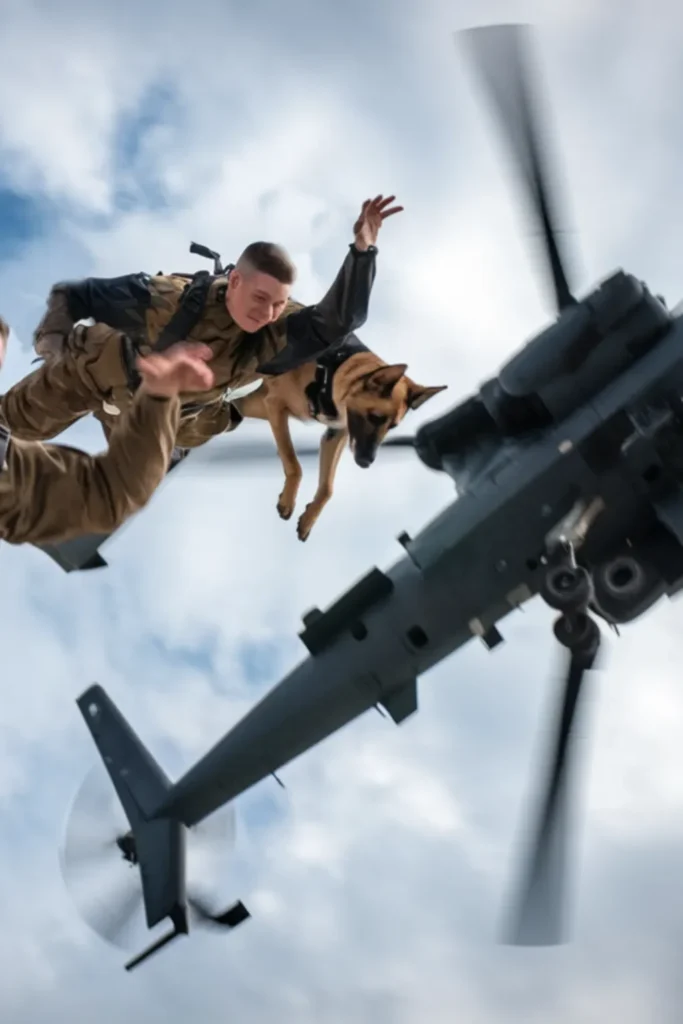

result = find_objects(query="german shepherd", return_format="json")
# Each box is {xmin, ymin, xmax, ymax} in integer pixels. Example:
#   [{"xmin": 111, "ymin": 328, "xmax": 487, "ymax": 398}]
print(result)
[{"xmin": 234, "ymin": 334, "xmax": 447, "ymax": 541}]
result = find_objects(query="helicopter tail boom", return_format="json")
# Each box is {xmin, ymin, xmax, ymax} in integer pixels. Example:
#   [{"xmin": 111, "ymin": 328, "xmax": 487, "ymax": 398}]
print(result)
[{"xmin": 75, "ymin": 684, "xmax": 189, "ymax": 969}]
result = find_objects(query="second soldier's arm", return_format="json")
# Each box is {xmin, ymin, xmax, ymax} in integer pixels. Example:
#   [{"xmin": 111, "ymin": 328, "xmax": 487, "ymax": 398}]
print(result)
[{"xmin": 0, "ymin": 389, "xmax": 180, "ymax": 546}]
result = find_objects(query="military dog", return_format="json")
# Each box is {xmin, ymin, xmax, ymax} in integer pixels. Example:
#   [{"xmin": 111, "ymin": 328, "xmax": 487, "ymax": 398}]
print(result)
[{"xmin": 234, "ymin": 334, "xmax": 447, "ymax": 541}]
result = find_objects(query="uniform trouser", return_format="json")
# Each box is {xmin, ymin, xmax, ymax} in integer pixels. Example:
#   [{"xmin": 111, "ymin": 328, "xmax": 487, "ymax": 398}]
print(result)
[{"xmin": 0, "ymin": 324, "xmax": 241, "ymax": 449}]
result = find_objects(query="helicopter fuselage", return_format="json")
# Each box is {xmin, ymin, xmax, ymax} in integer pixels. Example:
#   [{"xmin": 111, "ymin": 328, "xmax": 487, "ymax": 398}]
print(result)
[{"xmin": 150, "ymin": 293, "xmax": 683, "ymax": 828}]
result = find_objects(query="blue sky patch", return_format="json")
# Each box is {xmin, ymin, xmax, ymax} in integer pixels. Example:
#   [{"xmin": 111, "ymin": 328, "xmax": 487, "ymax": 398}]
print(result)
[
  {"xmin": 110, "ymin": 81, "xmax": 184, "ymax": 215},
  {"xmin": 0, "ymin": 186, "xmax": 49, "ymax": 264}
]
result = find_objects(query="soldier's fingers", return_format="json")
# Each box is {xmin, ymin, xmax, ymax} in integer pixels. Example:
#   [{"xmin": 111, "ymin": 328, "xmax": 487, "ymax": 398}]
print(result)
[
  {"xmin": 380, "ymin": 205, "xmax": 403, "ymax": 218},
  {"xmin": 166, "ymin": 356, "xmax": 216, "ymax": 389},
  {"xmin": 136, "ymin": 355, "xmax": 163, "ymax": 377},
  {"xmin": 189, "ymin": 365, "xmax": 215, "ymax": 388},
  {"xmin": 169, "ymin": 351, "xmax": 213, "ymax": 375},
  {"xmin": 376, "ymin": 194, "xmax": 396, "ymax": 209},
  {"xmin": 169, "ymin": 341, "xmax": 213, "ymax": 361}
]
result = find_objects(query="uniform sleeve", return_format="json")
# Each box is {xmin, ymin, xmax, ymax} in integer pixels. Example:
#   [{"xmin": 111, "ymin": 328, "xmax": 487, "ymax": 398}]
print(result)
[
  {"xmin": 256, "ymin": 243, "xmax": 377, "ymax": 375},
  {"xmin": 0, "ymin": 391, "xmax": 180, "ymax": 547},
  {"xmin": 33, "ymin": 272, "xmax": 155, "ymax": 355}
]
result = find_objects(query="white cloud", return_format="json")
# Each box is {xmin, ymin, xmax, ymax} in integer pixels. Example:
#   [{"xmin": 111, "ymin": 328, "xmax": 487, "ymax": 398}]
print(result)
[{"xmin": 2, "ymin": 1, "xmax": 683, "ymax": 1020}]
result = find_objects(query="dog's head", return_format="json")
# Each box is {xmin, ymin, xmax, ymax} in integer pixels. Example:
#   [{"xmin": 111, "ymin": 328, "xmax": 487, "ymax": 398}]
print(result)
[{"xmin": 343, "ymin": 363, "xmax": 447, "ymax": 468}]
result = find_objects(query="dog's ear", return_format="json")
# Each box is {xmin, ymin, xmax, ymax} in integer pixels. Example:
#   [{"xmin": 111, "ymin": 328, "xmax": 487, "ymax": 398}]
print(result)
[
  {"xmin": 405, "ymin": 381, "xmax": 448, "ymax": 410},
  {"xmin": 361, "ymin": 363, "xmax": 408, "ymax": 397}
]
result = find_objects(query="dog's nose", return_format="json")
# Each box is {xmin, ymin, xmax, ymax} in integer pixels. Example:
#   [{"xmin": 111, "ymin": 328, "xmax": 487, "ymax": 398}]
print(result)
[{"xmin": 356, "ymin": 454, "xmax": 374, "ymax": 468}]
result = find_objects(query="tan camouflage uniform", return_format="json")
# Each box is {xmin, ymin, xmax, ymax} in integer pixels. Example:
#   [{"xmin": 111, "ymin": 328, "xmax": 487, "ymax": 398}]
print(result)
[
  {"xmin": 1, "ymin": 245, "xmax": 378, "ymax": 451},
  {"xmin": 0, "ymin": 382, "xmax": 180, "ymax": 546}
]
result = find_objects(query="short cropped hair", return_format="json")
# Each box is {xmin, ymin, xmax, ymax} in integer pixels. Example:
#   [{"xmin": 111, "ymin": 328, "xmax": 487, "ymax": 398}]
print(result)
[{"xmin": 235, "ymin": 241, "xmax": 296, "ymax": 284}]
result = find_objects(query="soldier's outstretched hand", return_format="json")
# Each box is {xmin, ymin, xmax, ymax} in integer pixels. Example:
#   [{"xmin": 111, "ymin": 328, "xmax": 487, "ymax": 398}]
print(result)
[
  {"xmin": 136, "ymin": 342, "xmax": 215, "ymax": 398},
  {"xmin": 353, "ymin": 194, "xmax": 403, "ymax": 250}
]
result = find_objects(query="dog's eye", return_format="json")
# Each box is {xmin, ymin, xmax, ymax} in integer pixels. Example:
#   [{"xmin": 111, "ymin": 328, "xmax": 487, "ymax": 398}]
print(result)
[{"xmin": 368, "ymin": 413, "xmax": 388, "ymax": 427}]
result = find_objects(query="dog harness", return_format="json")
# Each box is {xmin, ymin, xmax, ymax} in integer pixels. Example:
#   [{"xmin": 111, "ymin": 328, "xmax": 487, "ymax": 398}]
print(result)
[{"xmin": 305, "ymin": 333, "xmax": 370, "ymax": 423}]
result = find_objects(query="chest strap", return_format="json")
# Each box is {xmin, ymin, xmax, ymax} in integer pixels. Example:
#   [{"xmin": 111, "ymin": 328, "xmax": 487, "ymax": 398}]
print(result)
[
  {"xmin": 305, "ymin": 362, "xmax": 339, "ymax": 420},
  {"xmin": 153, "ymin": 270, "xmax": 218, "ymax": 353},
  {"xmin": 120, "ymin": 266, "xmax": 235, "ymax": 412}
]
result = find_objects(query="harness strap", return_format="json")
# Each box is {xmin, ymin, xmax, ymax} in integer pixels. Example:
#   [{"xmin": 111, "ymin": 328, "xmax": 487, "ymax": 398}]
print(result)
[
  {"xmin": 305, "ymin": 345, "xmax": 357, "ymax": 421},
  {"xmin": 119, "ymin": 265, "xmax": 239, "ymax": 417},
  {"xmin": 153, "ymin": 271, "xmax": 216, "ymax": 353}
]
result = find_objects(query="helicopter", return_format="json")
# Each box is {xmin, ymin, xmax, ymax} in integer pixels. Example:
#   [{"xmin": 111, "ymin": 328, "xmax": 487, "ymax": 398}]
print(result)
[{"xmin": 59, "ymin": 21, "xmax": 683, "ymax": 971}]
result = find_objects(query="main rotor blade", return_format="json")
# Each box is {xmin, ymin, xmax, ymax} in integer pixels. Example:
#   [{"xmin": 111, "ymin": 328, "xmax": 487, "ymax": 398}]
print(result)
[
  {"xmin": 184, "ymin": 435, "xmax": 417, "ymax": 466},
  {"xmin": 457, "ymin": 23, "xmax": 576, "ymax": 313},
  {"xmin": 505, "ymin": 618, "xmax": 600, "ymax": 944}
]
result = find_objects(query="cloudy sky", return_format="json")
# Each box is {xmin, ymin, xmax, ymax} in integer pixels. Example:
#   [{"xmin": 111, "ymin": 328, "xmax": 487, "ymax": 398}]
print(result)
[{"xmin": 2, "ymin": 0, "xmax": 683, "ymax": 1020}]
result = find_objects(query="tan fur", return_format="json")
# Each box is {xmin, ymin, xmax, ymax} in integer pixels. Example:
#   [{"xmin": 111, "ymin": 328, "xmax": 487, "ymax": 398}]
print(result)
[{"xmin": 236, "ymin": 351, "xmax": 447, "ymax": 541}]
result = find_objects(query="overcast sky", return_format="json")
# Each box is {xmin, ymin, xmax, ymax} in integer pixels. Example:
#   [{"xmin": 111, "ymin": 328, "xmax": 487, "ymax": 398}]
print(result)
[{"xmin": 2, "ymin": 0, "xmax": 683, "ymax": 1020}]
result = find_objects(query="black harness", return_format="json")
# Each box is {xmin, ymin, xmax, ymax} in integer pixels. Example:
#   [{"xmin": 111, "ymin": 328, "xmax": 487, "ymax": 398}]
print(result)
[
  {"xmin": 153, "ymin": 268, "xmax": 232, "ymax": 353},
  {"xmin": 304, "ymin": 333, "xmax": 369, "ymax": 422},
  {"xmin": 120, "ymin": 265, "xmax": 234, "ymax": 410}
]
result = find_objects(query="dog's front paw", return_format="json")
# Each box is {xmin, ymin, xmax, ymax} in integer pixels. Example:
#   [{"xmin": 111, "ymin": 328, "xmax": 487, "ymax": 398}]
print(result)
[
  {"xmin": 277, "ymin": 496, "xmax": 295, "ymax": 520},
  {"xmin": 277, "ymin": 481, "xmax": 299, "ymax": 520},
  {"xmin": 297, "ymin": 503, "xmax": 320, "ymax": 542}
]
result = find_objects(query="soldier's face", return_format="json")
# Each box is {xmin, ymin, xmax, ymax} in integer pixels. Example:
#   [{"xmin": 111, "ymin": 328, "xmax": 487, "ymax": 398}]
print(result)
[{"xmin": 227, "ymin": 270, "xmax": 290, "ymax": 332}]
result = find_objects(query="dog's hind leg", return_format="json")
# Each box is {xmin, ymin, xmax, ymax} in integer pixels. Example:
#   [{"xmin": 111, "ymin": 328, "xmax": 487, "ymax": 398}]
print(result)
[
  {"xmin": 265, "ymin": 399, "xmax": 303, "ymax": 521},
  {"xmin": 297, "ymin": 427, "xmax": 348, "ymax": 542}
]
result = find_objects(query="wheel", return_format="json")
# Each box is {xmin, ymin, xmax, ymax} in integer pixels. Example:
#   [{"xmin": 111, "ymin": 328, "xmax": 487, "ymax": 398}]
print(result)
[
  {"xmin": 540, "ymin": 564, "xmax": 593, "ymax": 612},
  {"xmin": 596, "ymin": 555, "xmax": 646, "ymax": 600},
  {"xmin": 553, "ymin": 612, "xmax": 599, "ymax": 652},
  {"xmin": 590, "ymin": 552, "xmax": 664, "ymax": 624}
]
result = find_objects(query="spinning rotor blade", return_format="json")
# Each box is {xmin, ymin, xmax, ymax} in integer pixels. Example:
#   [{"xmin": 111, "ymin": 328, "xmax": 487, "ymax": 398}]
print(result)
[
  {"xmin": 60, "ymin": 762, "xmax": 238, "ymax": 949},
  {"xmin": 187, "ymin": 894, "xmax": 251, "ymax": 931},
  {"xmin": 59, "ymin": 764, "xmax": 143, "ymax": 946},
  {"xmin": 183, "ymin": 434, "xmax": 417, "ymax": 467},
  {"xmin": 457, "ymin": 24, "xmax": 576, "ymax": 312},
  {"xmin": 505, "ymin": 614, "xmax": 600, "ymax": 945}
]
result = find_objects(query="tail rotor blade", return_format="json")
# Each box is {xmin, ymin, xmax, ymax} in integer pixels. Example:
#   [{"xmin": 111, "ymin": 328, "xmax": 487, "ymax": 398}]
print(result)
[
  {"xmin": 457, "ymin": 23, "xmax": 576, "ymax": 313},
  {"xmin": 505, "ymin": 613, "xmax": 600, "ymax": 944},
  {"xmin": 59, "ymin": 765, "xmax": 144, "ymax": 947}
]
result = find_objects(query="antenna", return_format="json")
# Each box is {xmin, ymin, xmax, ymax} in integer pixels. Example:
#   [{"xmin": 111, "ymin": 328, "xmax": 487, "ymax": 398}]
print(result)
[{"xmin": 189, "ymin": 241, "xmax": 224, "ymax": 275}]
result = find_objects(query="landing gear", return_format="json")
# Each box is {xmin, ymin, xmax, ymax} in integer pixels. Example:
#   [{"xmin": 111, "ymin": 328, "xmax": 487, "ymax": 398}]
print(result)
[
  {"xmin": 552, "ymin": 610, "xmax": 600, "ymax": 657},
  {"xmin": 541, "ymin": 564, "xmax": 593, "ymax": 614},
  {"xmin": 505, "ymin": 542, "xmax": 601, "ymax": 946},
  {"xmin": 540, "ymin": 540, "xmax": 600, "ymax": 659}
]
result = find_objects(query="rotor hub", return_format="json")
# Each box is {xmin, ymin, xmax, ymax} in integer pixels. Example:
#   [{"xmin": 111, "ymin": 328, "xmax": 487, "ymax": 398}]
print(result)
[{"xmin": 116, "ymin": 832, "xmax": 138, "ymax": 866}]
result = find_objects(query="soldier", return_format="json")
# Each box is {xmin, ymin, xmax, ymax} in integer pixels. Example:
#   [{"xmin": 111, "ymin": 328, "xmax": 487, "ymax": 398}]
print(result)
[
  {"xmin": 0, "ymin": 317, "xmax": 215, "ymax": 547},
  {"xmin": 1, "ymin": 194, "xmax": 403, "ymax": 452}
]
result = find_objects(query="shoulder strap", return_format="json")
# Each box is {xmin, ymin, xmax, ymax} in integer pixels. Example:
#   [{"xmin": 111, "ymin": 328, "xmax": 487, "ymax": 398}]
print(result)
[{"xmin": 153, "ymin": 271, "xmax": 216, "ymax": 352}]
